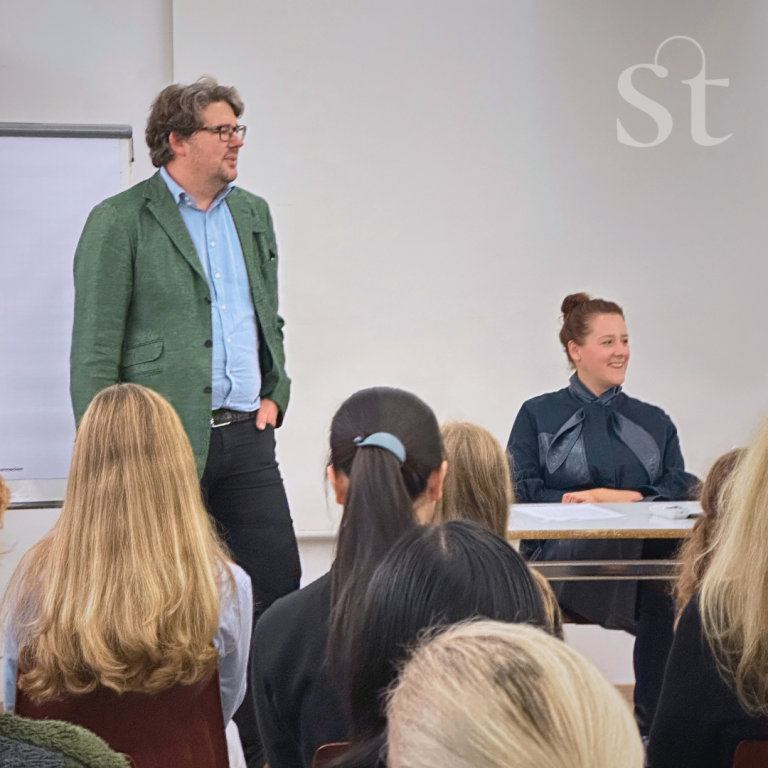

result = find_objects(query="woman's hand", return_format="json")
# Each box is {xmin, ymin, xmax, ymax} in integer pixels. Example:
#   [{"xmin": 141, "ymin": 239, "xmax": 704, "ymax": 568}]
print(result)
[{"xmin": 561, "ymin": 488, "xmax": 644, "ymax": 504}]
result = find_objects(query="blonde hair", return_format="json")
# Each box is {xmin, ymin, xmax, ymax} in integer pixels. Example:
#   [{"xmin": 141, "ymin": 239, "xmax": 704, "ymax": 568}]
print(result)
[
  {"xmin": 700, "ymin": 418, "xmax": 768, "ymax": 716},
  {"xmin": 530, "ymin": 570, "xmax": 564, "ymax": 640},
  {"xmin": 675, "ymin": 448, "xmax": 744, "ymax": 624},
  {"xmin": 0, "ymin": 474, "xmax": 10, "ymax": 520},
  {"xmin": 5, "ymin": 384, "xmax": 233, "ymax": 701},
  {"xmin": 387, "ymin": 621, "xmax": 643, "ymax": 768},
  {"xmin": 433, "ymin": 422, "xmax": 513, "ymax": 538}
]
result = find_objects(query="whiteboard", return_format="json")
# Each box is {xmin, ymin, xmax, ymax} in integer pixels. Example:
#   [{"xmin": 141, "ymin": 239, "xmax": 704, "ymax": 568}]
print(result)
[
  {"xmin": 172, "ymin": 0, "xmax": 768, "ymax": 535},
  {"xmin": 0, "ymin": 126, "xmax": 132, "ymax": 504}
]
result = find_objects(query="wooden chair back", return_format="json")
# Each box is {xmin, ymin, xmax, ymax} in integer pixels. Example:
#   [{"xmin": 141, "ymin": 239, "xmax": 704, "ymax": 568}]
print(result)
[
  {"xmin": 312, "ymin": 741, "xmax": 350, "ymax": 768},
  {"xmin": 733, "ymin": 740, "xmax": 768, "ymax": 768},
  {"xmin": 16, "ymin": 668, "xmax": 229, "ymax": 768}
]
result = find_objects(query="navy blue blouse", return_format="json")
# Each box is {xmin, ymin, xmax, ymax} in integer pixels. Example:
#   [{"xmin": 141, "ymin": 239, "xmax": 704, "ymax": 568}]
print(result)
[{"xmin": 509, "ymin": 375, "xmax": 697, "ymax": 504}]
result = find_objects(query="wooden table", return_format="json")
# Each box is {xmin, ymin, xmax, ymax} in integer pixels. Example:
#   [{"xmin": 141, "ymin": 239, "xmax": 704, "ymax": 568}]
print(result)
[{"xmin": 509, "ymin": 502, "xmax": 699, "ymax": 581}]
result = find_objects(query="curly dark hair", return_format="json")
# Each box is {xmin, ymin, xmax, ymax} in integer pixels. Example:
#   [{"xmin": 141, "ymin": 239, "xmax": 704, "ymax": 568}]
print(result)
[{"xmin": 145, "ymin": 76, "xmax": 244, "ymax": 167}]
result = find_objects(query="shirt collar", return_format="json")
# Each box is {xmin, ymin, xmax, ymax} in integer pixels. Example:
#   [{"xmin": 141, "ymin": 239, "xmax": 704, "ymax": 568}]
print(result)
[
  {"xmin": 568, "ymin": 373, "xmax": 622, "ymax": 406},
  {"xmin": 160, "ymin": 166, "xmax": 234, "ymax": 210}
]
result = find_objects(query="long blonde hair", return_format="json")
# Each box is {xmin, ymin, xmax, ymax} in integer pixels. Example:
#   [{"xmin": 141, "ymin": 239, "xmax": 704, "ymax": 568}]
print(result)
[
  {"xmin": 387, "ymin": 621, "xmax": 643, "ymax": 768},
  {"xmin": 433, "ymin": 422, "xmax": 513, "ymax": 538},
  {"xmin": 6, "ymin": 383, "xmax": 233, "ymax": 701},
  {"xmin": 675, "ymin": 448, "xmax": 744, "ymax": 623},
  {"xmin": 700, "ymin": 417, "xmax": 768, "ymax": 716}
]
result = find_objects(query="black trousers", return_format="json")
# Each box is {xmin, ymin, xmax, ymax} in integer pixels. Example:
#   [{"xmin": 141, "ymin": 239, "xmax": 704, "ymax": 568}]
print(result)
[{"xmin": 201, "ymin": 420, "xmax": 301, "ymax": 768}]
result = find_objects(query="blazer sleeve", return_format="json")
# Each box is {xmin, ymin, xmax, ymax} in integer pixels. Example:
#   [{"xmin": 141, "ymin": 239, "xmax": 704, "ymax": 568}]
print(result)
[
  {"xmin": 69, "ymin": 201, "xmax": 134, "ymax": 424},
  {"xmin": 637, "ymin": 419, "xmax": 698, "ymax": 500},
  {"xmin": 508, "ymin": 404, "xmax": 565, "ymax": 504},
  {"xmin": 646, "ymin": 599, "xmax": 723, "ymax": 768},
  {"xmin": 258, "ymin": 203, "xmax": 291, "ymax": 423}
]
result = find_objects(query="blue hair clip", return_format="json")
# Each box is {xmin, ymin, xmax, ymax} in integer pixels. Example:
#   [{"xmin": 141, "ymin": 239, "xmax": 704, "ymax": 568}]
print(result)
[{"xmin": 353, "ymin": 432, "xmax": 407, "ymax": 464}]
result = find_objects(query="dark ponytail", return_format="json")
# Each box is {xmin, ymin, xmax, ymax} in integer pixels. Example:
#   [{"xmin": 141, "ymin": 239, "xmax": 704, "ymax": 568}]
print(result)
[{"xmin": 325, "ymin": 387, "xmax": 443, "ymax": 691}]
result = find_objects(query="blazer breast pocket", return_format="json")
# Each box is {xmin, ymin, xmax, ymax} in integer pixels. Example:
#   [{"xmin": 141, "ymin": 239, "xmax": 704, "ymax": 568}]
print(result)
[{"xmin": 257, "ymin": 243, "xmax": 279, "ymax": 290}]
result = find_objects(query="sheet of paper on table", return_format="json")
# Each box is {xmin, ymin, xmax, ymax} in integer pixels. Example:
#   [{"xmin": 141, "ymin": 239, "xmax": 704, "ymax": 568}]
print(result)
[{"xmin": 512, "ymin": 504, "xmax": 625, "ymax": 522}]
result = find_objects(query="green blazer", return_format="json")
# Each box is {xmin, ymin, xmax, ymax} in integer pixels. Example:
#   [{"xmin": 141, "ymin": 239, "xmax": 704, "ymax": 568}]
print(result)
[{"xmin": 70, "ymin": 171, "xmax": 291, "ymax": 476}]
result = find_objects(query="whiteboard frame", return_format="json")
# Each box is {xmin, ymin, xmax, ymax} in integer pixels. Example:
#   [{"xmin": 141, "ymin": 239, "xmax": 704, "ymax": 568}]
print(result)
[{"xmin": 0, "ymin": 124, "xmax": 133, "ymax": 508}]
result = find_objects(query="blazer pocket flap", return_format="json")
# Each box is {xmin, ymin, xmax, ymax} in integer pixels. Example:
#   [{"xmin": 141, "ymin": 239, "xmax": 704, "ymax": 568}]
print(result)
[{"xmin": 123, "ymin": 340, "xmax": 163, "ymax": 367}]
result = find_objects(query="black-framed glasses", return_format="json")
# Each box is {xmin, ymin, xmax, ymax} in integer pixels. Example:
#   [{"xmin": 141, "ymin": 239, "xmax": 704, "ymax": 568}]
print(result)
[{"xmin": 198, "ymin": 124, "xmax": 247, "ymax": 142}]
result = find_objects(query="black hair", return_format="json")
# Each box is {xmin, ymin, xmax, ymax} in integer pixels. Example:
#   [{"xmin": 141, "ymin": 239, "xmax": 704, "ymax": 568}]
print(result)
[
  {"xmin": 326, "ymin": 387, "xmax": 443, "ymax": 688},
  {"xmin": 334, "ymin": 520, "xmax": 549, "ymax": 768}
]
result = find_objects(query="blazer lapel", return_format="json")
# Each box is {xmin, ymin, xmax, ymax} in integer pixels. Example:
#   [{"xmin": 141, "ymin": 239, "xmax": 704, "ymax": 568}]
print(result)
[
  {"xmin": 226, "ymin": 191, "xmax": 269, "ymax": 304},
  {"xmin": 144, "ymin": 172, "xmax": 207, "ymax": 282}
]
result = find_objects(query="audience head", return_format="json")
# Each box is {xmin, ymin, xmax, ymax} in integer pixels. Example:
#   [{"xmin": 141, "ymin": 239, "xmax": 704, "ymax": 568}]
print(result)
[
  {"xmin": 559, "ymin": 292, "xmax": 627, "ymax": 394},
  {"xmin": 675, "ymin": 448, "xmax": 744, "ymax": 622},
  {"xmin": 327, "ymin": 388, "xmax": 445, "ymax": 672},
  {"xmin": 433, "ymin": 421, "xmax": 513, "ymax": 538},
  {"xmin": 433, "ymin": 421, "xmax": 563, "ymax": 637},
  {"xmin": 701, "ymin": 416, "xmax": 768, "ymax": 716},
  {"xmin": 387, "ymin": 621, "xmax": 644, "ymax": 768},
  {"xmin": 337, "ymin": 520, "xmax": 548, "ymax": 767},
  {"xmin": 7, "ymin": 383, "xmax": 231, "ymax": 701},
  {"xmin": 146, "ymin": 76, "xmax": 245, "ymax": 179}
]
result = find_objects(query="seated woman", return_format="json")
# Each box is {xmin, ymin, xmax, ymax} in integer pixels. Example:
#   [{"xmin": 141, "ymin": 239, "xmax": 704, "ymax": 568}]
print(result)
[
  {"xmin": 507, "ymin": 292, "xmax": 698, "ymax": 735},
  {"xmin": 387, "ymin": 620, "xmax": 644, "ymax": 768},
  {"xmin": 647, "ymin": 425, "xmax": 768, "ymax": 768},
  {"xmin": 0, "ymin": 474, "xmax": 129, "ymax": 767},
  {"xmin": 435, "ymin": 421, "xmax": 563, "ymax": 638},
  {"xmin": 252, "ymin": 387, "xmax": 447, "ymax": 768},
  {"xmin": 3, "ymin": 384, "xmax": 252, "ymax": 765},
  {"xmin": 335, "ymin": 520, "xmax": 549, "ymax": 768},
  {"xmin": 674, "ymin": 448, "xmax": 744, "ymax": 623}
]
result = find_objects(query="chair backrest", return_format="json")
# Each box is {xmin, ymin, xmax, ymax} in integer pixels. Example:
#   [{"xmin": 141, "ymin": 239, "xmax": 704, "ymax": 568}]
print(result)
[
  {"xmin": 312, "ymin": 741, "xmax": 350, "ymax": 768},
  {"xmin": 733, "ymin": 740, "xmax": 768, "ymax": 768},
  {"xmin": 16, "ymin": 668, "xmax": 229, "ymax": 768}
]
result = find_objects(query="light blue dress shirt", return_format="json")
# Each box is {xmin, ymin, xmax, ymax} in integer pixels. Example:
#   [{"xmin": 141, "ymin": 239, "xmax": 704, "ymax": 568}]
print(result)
[
  {"xmin": 160, "ymin": 167, "xmax": 261, "ymax": 412},
  {"xmin": 4, "ymin": 563, "xmax": 253, "ymax": 724}
]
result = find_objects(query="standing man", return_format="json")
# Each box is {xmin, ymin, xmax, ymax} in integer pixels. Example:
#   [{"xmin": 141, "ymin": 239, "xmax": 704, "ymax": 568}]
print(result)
[{"xmin": 70, "ymin": 77, "xmax": 301, "ymax": 765}]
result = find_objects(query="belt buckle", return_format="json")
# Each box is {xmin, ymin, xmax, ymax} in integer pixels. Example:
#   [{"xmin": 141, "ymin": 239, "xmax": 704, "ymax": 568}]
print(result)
[{"xmin": 210, "ymin": 412, "xmax": 233, "ymax": 428}]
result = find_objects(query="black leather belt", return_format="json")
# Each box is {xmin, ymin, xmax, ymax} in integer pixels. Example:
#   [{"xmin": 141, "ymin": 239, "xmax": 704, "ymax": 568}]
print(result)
[{"xmin": 210, "ymin": 409, "xmax": 257, "ymax": 428}]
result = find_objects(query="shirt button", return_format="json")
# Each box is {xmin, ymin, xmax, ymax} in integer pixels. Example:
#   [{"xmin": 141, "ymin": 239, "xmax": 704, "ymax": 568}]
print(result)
[
  {"xmin": 210, "ymin": 241, "xmax": 216, "ymax": 247},
  {"xmin": 221, "ymin": 304, "xmax": 226, "ymax": 309},
  {"xmin": 227, "ymin": 337, "xmax": 231, "ymax": 343},
  {"xmin": 204, "ymin": 340, "xmax": 213, "ymax": 348},
  {"xmin": 215, "ymin": 273, "xmax": 221, "ymax": 279},
  {"xmin": 203, "ymin": 386, "xmax": 212, "ymax": 394}
]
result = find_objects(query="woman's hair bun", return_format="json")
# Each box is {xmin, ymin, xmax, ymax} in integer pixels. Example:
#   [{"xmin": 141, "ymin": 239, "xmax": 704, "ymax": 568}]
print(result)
[{"xmin": 561, "ymin": 293, "xmax": 591, "ymax": 317}]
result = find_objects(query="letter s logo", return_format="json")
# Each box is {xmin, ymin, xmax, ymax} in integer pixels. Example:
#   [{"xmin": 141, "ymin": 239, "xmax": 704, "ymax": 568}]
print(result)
[
  {"xmin": 617, "ymin": 63, "xmax": 673, "ymax": 147},
  {"xmin": 617, "ymin": 36, "xmax": 731, "ymax": 148}
]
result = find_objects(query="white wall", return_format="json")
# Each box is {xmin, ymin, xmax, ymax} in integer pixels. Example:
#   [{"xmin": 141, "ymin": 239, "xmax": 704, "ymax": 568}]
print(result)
[
  {"xmin": 173, "ymin": 0, "xmax": 768, "ymax": 538},
  {"xmin": 0, "ymin": 0, "xmax": 173, "ymax": 182}
]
